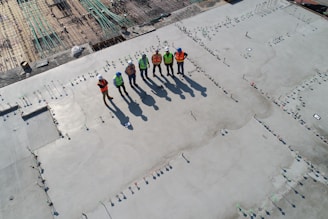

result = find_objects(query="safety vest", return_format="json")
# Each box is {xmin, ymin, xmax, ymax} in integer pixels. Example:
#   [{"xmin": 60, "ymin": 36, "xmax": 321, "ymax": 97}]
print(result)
[
  {"xmin": 139, "ymin": 58, "xmax": 149, "ymax": 70},
  {"xmin": 114, "ymin": 75, "xmax": 123, "ymax": 86},
  {"xmin": 175, "ymin": 51, "xmax": 185, "ymax": 63},
  {"xmin": 98, "ymin": 79, "xmax": 108, "ymax": 92},
  {"xmin": 125, "ymin": 64, "xmax": 136, "ymax": 76},
  {"xmin": 152, "ymin": 54, "xmax": 162, "ymax": 65},
  {"xmin": 163, "ymin": 53, "xmax": 173, "ymax": 64}
]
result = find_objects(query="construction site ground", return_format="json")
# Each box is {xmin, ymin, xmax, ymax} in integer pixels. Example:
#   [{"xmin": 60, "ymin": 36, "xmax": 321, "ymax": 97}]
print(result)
[{"xmin": 0, "ymin": 0, "xmax": 328, "ymax": 219}]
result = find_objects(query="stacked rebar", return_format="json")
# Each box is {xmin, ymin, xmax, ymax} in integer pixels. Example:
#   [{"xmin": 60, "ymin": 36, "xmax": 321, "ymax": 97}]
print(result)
[
  {"xmin": 79, "ymin": 0, "xmax": 133, "ymax": 38},
  {"xmin": 18, "ymin": 0, "xmax": 66, "ymax": 58}
]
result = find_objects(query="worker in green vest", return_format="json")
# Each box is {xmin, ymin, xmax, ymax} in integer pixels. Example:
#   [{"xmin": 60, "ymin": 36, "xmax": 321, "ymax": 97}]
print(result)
[
  {"xmin": 113, "ymin": 72, "xmax": 129, "ymax": 96},
  {"xmin": 138, "ymin": 54, "xmax": 150, "ymax": 80},
  {"xmin": 163, "ymin": 46, "xmax": 174, "ymax": 77}
]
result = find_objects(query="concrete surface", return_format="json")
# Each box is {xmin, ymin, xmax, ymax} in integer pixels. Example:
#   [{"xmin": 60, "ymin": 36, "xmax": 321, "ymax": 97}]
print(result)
[{"xmin": 0, "ymin": 0, "xmax": 327, "ymax": 219}]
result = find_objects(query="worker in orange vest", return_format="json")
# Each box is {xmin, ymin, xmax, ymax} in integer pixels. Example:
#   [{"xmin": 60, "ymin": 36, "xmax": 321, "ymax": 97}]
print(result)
[
  {"xmin": 152, "ymin": 49, "xmax": 163, "ymax": 77},
  {"xmin": 175, "ymin": 48, "xmax": 188, "ymax": 77},
  {"xmin": 97, "ymin": 74, "xmax": 113, "ymax": 105}
]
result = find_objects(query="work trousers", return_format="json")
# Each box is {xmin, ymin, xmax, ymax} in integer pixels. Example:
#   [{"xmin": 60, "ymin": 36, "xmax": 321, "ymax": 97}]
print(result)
[
  {"xmin": 117, "ymin": 83, "xmax": 128, "ymax": 95},
  {"xmin": 128, "ymin": 74, "xmax": 136, "ymax": 86},
  {"xmin": 177, "ymin": 62, "xmax": 185, "ymax": 75},
  {"xmin": 140, "ymin": 68, "xmax": 148, "ymax": 79},
  {"xmin": 165, "ymin": 63, "xmax": 174, "ymax": 75},
  {"xmin": 153, "ymin": 64, "xmax": 162, "ymax": 74}
]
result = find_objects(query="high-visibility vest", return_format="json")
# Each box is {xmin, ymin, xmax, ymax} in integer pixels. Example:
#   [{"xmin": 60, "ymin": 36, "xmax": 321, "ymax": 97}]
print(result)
[
  {"xmin": 152, "ymin": 54, "xmax": 162, "ymax": 65},
  {"xmin": 125, "ymin": 64, "xmax": 136, "ymax": 76},
  {"xmin": 114, "ymin": 75, "xmax": 123, "ymax": 86},
  {"xmin": 139, "ymin": 58, "xmax": 149, "ymax": 70},
  {"xmin": 163, "ymin": 53, "xmax": 173, "ymax": 64},
  {"xmin": 175, "ymin": 51, "xmax": 185, "ymax": 62},
  {"xmin": 98, "ymin": 79, "xmax": 108, "ymax": 92}
]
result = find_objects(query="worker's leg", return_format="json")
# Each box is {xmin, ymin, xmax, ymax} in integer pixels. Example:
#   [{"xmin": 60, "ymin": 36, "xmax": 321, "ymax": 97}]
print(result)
[
  {"xmin": 145, "ymin": 68, "xmax": 149, "ymax": 78},
  {"xmin": 140, "ymin": 69, "xmax": 145, "ymax": 80},
  {"xmin": 102, "ymin": 92, "xmax": 106, "ymax": 103},
  {"xmin": 118, "ymin": 86, "xmax": 123, "ymax": 96},
  {"xmin": 166, "ymin": 64, "xmax": 170, "ymax": 76},
  {"xmin": 122, "ymin": 83, "xmax": 129, "ymax": 95},
  {"xmin": 169, "ymin": 63, "xmax": 174, "ymax": 76},
  {"xmin": 129, "ymin": 75, "xmax": 133, "ymax": 86},
  {"xmin": 158, "ymin": 65, "xmax": 162, "ymax": 76},
  {"xmin": 177, "ymin": 62, "xmax": 182, "ymax": 74},
  {"xmin": 105, "ymin": 90, "xmax": 113, "ymax": 100}
]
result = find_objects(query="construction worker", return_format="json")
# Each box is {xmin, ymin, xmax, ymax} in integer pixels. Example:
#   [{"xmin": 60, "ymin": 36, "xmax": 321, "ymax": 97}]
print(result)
[
  {"xmin": 97, "ymin": 74, "xmax": 113, "ymax": 105},
  {"xmin": 163, "ymin": 46, "xmax": 174, "ymax": 77},
  {"xmin": 125, "ymin": 60, "xmax": 138, "ymax": 87},
  {"xmin": 151, "ymin": 49, "xmax": 163, "ymax": 77},
  {"xmin": 113, "ymin": 72, "xmax": 129, "ymax": 96},
  {"xmin": 175, "ymin": 47, "xmax": 188, "ymax": 76},
  {"xmin": 138, "ymin": 54, "xmax": 150, "ymax": 80}
]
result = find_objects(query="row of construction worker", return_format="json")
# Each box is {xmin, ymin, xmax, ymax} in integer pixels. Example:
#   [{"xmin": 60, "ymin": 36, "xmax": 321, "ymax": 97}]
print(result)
[{"xmin": 97, "ymin": 47, "xmax": 188, "ymax": 105}]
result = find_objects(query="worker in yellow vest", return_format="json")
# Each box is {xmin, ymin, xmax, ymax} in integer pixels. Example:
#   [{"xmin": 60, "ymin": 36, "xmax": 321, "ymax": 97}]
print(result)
[
  {"xmin": 163, "ymin": 46, "xmax": 174, "ymax": 77},
  {"xmin": 174, "ymin": 47, "xmax": 188, "ymax": 77},
  {"xmin": 113, "ymin": 72, "xmax": 129, "ymax": 96},
  {"xmin": 138, "ymin": 54, "xmax": 150, "ymax": 80},
  {"xmin": 97, "ymin": 74, "xmax": 113, "ymax": 105},
  {"xmin": 151, "ymin": 49, "xmax": 163, "ymax": 77}
]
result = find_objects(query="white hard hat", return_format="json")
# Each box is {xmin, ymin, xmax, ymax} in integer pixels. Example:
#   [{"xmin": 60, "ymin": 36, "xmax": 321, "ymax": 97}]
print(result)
[
  {"xmin": 97, "ymin": 74, "xmax": 103, "ymax": 80},
  {"xmin": 165, "ymin": 46, "xmax": 169, "ymax": 51},
  {"xmin": 128, "ymin": 60, "xmax": 132, "ymax": 64}
]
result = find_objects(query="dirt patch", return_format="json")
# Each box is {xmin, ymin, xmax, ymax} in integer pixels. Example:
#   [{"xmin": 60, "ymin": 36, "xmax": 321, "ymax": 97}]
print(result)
[{"xmin": 198, "ymin": 0, "xmax": 223, "ymax": 9}]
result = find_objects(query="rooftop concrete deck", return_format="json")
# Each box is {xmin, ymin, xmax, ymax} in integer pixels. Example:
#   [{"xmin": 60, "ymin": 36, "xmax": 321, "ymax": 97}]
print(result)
[{"xmin": 0, "ymin": 0, "xmax": 327, "ymax": 218}]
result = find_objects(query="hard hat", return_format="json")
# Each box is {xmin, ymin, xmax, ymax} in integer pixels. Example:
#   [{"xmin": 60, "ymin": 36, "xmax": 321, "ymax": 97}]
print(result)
[
  {"xmin": 165, "ymin": 47, "xmax": 169, "ymax": 51},
  {"xmin": 97, "ymin": 74, "xmax": 103, "ymax": 80},
  {"xmin": 128, "ymin": 60, "xmax": 132, "ymax": 64},
  {"xmin": 177, "ymin": 48, "xmax": 182, "ymax": 52},
  {"xmin": 116, "ymin": 72, "xmax": 121, "ymax": 77}
]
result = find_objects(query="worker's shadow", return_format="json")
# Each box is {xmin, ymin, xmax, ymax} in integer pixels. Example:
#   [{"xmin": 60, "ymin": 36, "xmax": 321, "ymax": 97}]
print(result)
[
  {"xmin": 132, "ymin": 86, "xmax": 159, "ymax": 111},
  {"xmin": 106, "ymin": 100, "xmax": 133, "ymax": 130},
  {"xmin": 156, "ymin": 75, "xmax": 186, "ymax": 99},
  {"xmin": 122, "ymin": 95, "xmax": 148, "ymax": 121},
  {"xmin": 173, "ymin": 76, "xmax": 195, "ymax": 98},
  {"xmin": 183, "ymin": 75, "xmax": 207, "ymax": 97},
  {"xmin": 144, "ymin": 77, "xmax": 172, "ymax": 102}
]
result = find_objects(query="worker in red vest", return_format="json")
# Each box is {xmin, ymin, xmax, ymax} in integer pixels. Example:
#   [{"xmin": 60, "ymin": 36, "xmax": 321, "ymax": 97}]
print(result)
[
  {"xmin": 175, "ymin": 48, "xmax": 188, "ymax": 77},
  {"xmin": 125, "ymin": 60, "xmax": 138, "ymax": 87},
  {"xmin": 152, "ymin": 49, "xmax": 163, "ymax": 77},
  {"xmin": 97, "ymin": 74, "xmax": 113, "ymax": 105}
]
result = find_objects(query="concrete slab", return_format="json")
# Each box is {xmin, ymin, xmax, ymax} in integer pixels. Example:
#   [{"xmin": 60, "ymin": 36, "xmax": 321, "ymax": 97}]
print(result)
[{"xmin": 0, "ymin": 0, "xmax": 327, "ymax": 219}]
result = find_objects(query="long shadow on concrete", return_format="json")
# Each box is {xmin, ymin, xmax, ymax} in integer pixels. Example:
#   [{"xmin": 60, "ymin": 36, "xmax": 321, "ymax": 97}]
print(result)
[
  {"xmin": 183, "ymin": 75, "xmax": 207, "ymax": 97},
  {"xmin": 122, "ymin": 94, "xmax": 148, "ymax": 121},
  {"xmin": 106, "ymin": 99, "xmax": 132, "ymax": 129},
  {"xmin": 144, "ymin": 77, "xmax": 172, "ymax": 102},
  {"xmin": 132, "ymin": 85, "xmax": 159, "ymax": 111},
  {"xmin": 156, "ymin": 75, "xmax": 186, "ymax": 99},
  {"xmin": 173, "ymin": 76, "xmax": 195, "ymax": 98}
]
